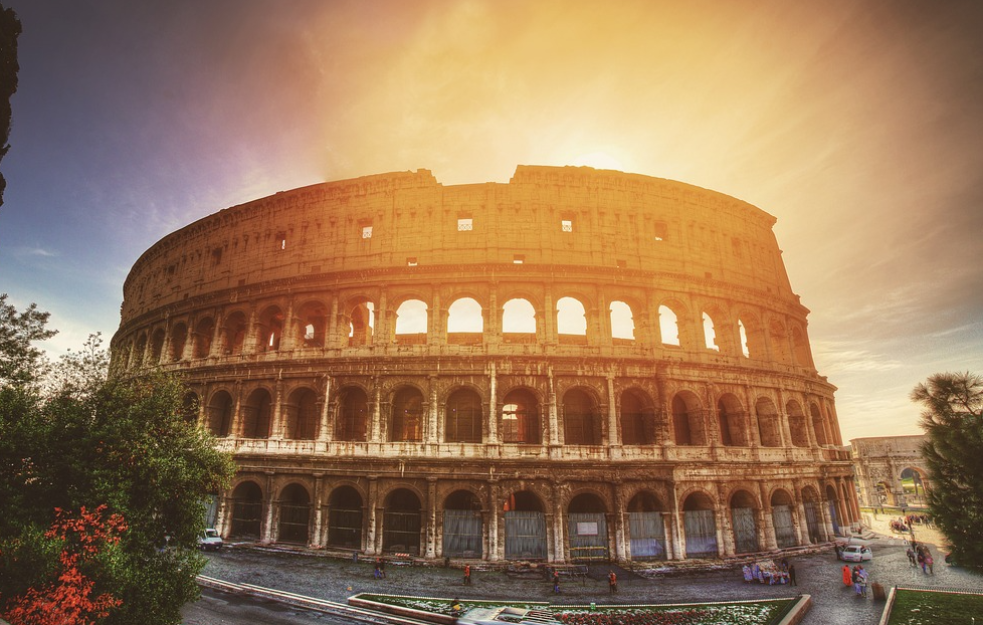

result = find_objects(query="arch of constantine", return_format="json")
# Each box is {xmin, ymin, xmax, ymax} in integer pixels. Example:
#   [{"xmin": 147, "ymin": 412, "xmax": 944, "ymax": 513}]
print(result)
[{"xmin": 111, "ymin": 165, "xmax": 859, "ymax": 563}]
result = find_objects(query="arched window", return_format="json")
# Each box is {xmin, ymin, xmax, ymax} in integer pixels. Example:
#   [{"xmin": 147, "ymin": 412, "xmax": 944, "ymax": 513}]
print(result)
[
  {"xmin": 445, "ymin": 388, "xmax": 482, "ymax": 443},
  {"xmin": 557, "ymin": 297, "xmax": 587, "ymax": 344},
  {"xmin": 242, "ymin": 388, "xmax": 273, "ymax": 439},
  {"xmin": 659, "ymin": 305, "xmax": 680, "ymax": 346},
  {"xmin": 391, "ymin": 387, "xmax": 425, "ymax": 442},
  {"xmin": 337, "ymin": 387, "xmax": 369, "ymax": 442},
  {"xmin": 285, "ymin": 388, "xmax": 319, "ymax": 440},
  {"xmin": 394, "ymin": 299, "xmax": 428, "ymax": 344},
  {"xmin": 500, "ymin": 389, "xmax": 540, "ymax": 444},
  {"xmin": 563, "ymin": 388, "xmax": 600, "ymax": 445},
  {"xmin": 610, "ymin": 301, "xmax": 635, "ymax": 341},
  {"xmin": 620, "ymin": 390, "xmax": 654, "ymax": 445}
]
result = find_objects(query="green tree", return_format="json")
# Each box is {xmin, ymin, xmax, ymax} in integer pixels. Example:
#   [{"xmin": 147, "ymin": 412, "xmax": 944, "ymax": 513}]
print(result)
[
  {"xmin": 0, "ymin": 299, "xmax": 235, "ymax": 624},
  {"xmin": 0, "ymin": 3, "xmax": 22, "ymax": 208},
  {"xmin": 911, "ymin": 372, "xmax": 983, "ymax": 566}
]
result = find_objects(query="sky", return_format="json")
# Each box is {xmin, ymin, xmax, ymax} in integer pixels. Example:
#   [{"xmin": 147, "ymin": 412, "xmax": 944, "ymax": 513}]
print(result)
[{"xmin": 1, "ymin": 0, "xmax": 982, "ymax": 442}]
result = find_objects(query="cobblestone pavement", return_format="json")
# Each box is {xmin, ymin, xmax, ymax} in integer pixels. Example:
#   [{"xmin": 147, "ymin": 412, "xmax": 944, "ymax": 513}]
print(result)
[{"xmin": 189, "ymin": 531, "xmax": 980, "ymax": 625}]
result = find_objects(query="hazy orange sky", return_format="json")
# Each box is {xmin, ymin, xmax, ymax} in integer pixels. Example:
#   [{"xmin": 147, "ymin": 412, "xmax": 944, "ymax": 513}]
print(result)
[{"xmin": 2, "ymin": 0, "xmax": 981, "ymax": 441}]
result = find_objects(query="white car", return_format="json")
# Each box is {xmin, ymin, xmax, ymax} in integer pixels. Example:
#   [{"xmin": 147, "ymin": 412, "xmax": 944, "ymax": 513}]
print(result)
[
  {"xmin": 839, "ymin": 545, "xmax": 872, "ymax": 562},
  {"xmin": 198, "ymin": 528, "xmax": 223, "ymax": 551}
]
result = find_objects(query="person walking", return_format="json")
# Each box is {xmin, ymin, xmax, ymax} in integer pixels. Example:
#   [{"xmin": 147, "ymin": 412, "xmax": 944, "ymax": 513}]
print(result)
[
  {"xmin": 608, "ymin": 570, "xmax": 618, "ymax": 593},
  {"xmin": 788, "ymin": 563, "xmax": 797, "ymax": 587}
]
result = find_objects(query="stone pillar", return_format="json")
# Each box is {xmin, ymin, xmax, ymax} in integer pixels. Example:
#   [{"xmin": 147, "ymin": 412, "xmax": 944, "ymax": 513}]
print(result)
[{"xmin": 426, "ymin": 477, "xmax": 438, "ymax": 559}]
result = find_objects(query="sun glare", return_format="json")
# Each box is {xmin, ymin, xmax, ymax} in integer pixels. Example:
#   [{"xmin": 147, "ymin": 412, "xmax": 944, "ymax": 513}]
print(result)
[{"xmin": 572, "ymin": 152, "xmax": 625, "ymax": 171}]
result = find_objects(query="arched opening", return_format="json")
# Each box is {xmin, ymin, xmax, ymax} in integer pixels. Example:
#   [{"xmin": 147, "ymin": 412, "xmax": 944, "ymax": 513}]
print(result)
[
  {"xmin": 390, "ymin": 386, "xmax": 425, "ymax": 442},
  {"xmin": 241, "ymin": 388, "xmax": 273, "ymax": 439},
  {"xmin": 150, "ymin": 328, "xmax": 165, "ymax": 364},
  {"xmin": 562, "ymin": 388, "xmax": 601, "ymax": 445},
  {"xmin": 222, "ymin": 312, "xmax": 247, "ymax": 355},
  {"xmin": 755, "ymin": 397, "xmax": 782, "ymax": 447},
  {"xmin": 207, "ymin": 391, "xmax": 234, "ymax": 437},
  {"xmin": 730, "ymin": 490, "xmax": 759, "ymax": 554},
  {"xmin": 181, "ymin": 391, "xmax": 199, "ymax": 424},
  {"xmin": 328, "ymin": 486, "xmax": 363, "ymax": 549},
  {"xmin": 810, "ymin": 404, "xmax": 828, "ymax": 446},
  {"xmin": 786, "ymin": 400, "xmax": 809, "ymax": 447},
  {"xmin": 771, "ymin": 490, "xmax": 797, "ymax": 548},
  {"xmin": 801, "ymin": 486, "xmax": 823, "ymax": 543},
  {"xmin": 717, "ymin": 394, "xmax": 746, "ymax": 446},
  {"xmin": 610, "ymin": 301, "xmax": 635, "ymax": 341},
  {"xmin": 445, "ymin": 388, "xmax": 482, "ymax": 443},
  {"xmin": 193, "ymin": 317, "xmax": 214, "ymax": 359},
  {"xmin": 336, "ymin": 387, "xmax": 369, "ymax": 442},
  {"xmin": 702, "ymin": 312, "xmax": 719, "ymax": 351},
  {"xmin": 503, "ymin": 491, "xmax": 547, "ymax": 560},
  {"xmin": 169, "ymin": 323, "xmax": 188, "ymax": 362},
  {"xmin": 258, "ymin": 306, "xmax": 284, "ymax": 352},
  {"xmin": 556, "ymin": 297, "xmax": 587, "ymax": 345},
  {"xmin": 568, "ymin": 493, "xmax": 609, "ymax": 562},
  {"xmin": 278, "ymin": 484, "xmax": 311, "ymax": 544},
  {"xmin": 672, "ymin": 392, "xmax": 705, "ymax": 446},
  {"xmin": 500, "ymin": 388, "xmax": 540, "ymax": 444},
  {"xmin": 442, "ymin": 490, "xmax": 483, "ymax": 558},
  {"xmin": 627, "ymin": 492, "xmax": 667, "ymax": 560},
  {"xmin": 284, "ymin": 387, "xmax": 318, "ymax": 440},
  {"xmin": 620, "ymin": 389, "xmax": 654, "ymax": 445},
  {"xmin": 447, "ymin": 297, "xmax": 483, "ymax": 344},
  {"xmin": 230, "ymin": 481, "xmax": 263, "ymax": 539},
  {"xmin": 297, "ymin": 301, "xmax": 328, "ymax": 348},
  {"xmin": 659, "ymin": 305, "xmax": 680, "ymax": 346},
  {"xmin": 383, "ymin": 489, "xmax": 422, "ymax": 555},
  {"xmin": 682, "ymin": 492, "xmax": 717, "ymax": 558},
  {"xmin": 394, "ymin": 299, "xmax": 428, "ymax": 345},
  {"xmin": 502, "ymin": 298, "xmax": 536, "ymax": 342},
  {"xmin": 347, "ymin": 301, "xmax": 374, "ymax": 347}
]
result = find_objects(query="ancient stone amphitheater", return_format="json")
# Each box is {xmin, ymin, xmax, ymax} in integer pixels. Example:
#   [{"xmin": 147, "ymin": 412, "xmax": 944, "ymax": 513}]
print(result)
[{"xmin": 111, "ymin": 165, "xmax": 858, "ymax": 564}]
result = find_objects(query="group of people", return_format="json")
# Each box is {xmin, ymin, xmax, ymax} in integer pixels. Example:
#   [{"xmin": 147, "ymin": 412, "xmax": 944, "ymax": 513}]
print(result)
[
  {"xmin": 842, "ymin": 563, "xmax": 869, "ymax": 597},
  {"xmin": 741, "ymin": 559, "xmax": 796, "ymax": 586},
  {"xmin": 906, "ymin": 542, "xmax": 934, "ymax": 574}
]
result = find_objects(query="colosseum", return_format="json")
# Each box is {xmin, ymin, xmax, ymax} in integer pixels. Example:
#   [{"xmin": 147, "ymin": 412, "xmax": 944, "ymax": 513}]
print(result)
[{"xmin": 111, "ymin": 165, "xmax": 859, "ymax": 564}]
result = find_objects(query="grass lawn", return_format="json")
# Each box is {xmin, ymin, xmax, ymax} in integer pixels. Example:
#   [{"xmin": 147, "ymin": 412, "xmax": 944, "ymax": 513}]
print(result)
[{"xmin": 887, "ymin": 588, "xmax": 983, "ymax": 625}]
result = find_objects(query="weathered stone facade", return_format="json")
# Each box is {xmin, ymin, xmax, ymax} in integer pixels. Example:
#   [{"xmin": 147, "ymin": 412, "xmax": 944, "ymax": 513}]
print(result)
[
  {"xmin": 851, "ymin": 436, "xmax": 930, "ymax": 510},
  {"xmin": 110, "ymin": 165, "xmax": 858, "ymax": 563}
]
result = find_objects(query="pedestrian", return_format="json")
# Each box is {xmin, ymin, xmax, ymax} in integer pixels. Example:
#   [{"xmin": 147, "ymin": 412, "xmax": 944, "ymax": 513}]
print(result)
[
  {"xmin": 788, "ymin": 563, "xmax": 797, "ymax": 587},
  {"xmin": 552, "ymin": 570, "xmax": 560, "ymax": 594},
  {"xmin": 841, "ymin": 564, "xmax": 851, "ymax": 587},
  {"xmin": 463, "ymin": 564, "xmax": 472, "ymax": 585},
  {"xmin": 608, "ymin": 570, "xmax": 618, "ymax": 593}
]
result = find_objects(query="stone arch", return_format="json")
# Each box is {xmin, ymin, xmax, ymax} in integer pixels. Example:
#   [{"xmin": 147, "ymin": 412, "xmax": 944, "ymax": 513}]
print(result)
[
  {"xmin": 729, "ymin": 488, "xmax": 760, "ymax": 554},
  {"xmin": 206, "ymin": 389, "xmax": 234, "ymax": 437},
  {"xmin": 682, "ymin": 491, "xmax": 718, "ymax": 558},
  {"xmin": 390, "ymin": 385, "xmax": 426, "ymax": 442},
  {"xmin": 716, "ymin": 393, "xmax": 747, "ymax": 446},
  {"xmin": 500, "ymin": 387, "xmax": 541, "ymax": 445},
  {"xmin": 229, "ymin": 481, "xmax": 264, "ymax": 539},
  {"xmin": 257, "ymin": 305, "xmax": 284, "ymax": 352},
  {"xmin": 503, "ymin": 489, "xmax": 548, "ymax": 560},
  {"xmin": 327, "ymin": 485, "xmax": 364, "ymax": 549},
  {"xmin": 609, "ymin": 300, "xmax": 635, "ymax": 341},
  {"xmin": 169, "ymin": 322, "xmax": 188, "ymax": 362},
  {"xmin": 567, "ymin": 492, "xmax": 610, "ymax": 562},
  {"xmin": 241, "ymin": 387, "xmax": 273, "ymax": 439},
  {"xmin": 382, "ymin": 488, "xmax": 423, "ymax": 556},
  {"xmin": 445, "ymin": 387, "xmax": 483, "ymax": 443},
  {"xmin": 620, "ymin": 388, "xmax": 655, "ymax": 445},
  {"xmin": 277, "ymin": 483, "xmax": 312, "ymax": 544},
  {"xmin": 786, "ymin": 399, "xmax": 809, "ymax": 447},
  {"xmin": 770, "ymin": 489, "xmax": 798, "ymax": 548},
  {"xmin": 442, "ymin": 489, "xmax": 483, "ymax": 558},
  {"xmin": 221, "ymin": 311, "xmax": 248, "ymax": 355},
  {"xmin": 192, "ymin": 317, "xmax": 214, "ymax": 359},
  {"xmin": 335, "ymin": 386, "xmax": 369, "ymax": 442},
  {"xmin": 562, "ymin": 387, "xmax": 602, "ymax": 445},
  {"xmin": 284, "ymin": 386, "xmax": 319, "ymax": 440},
  {"xmin": 296, "ymin": 300, "xmax": 329, "ymax": 348},
  {"xmin": 755, "ymin": 396, "xmax": 782, "ymax": 447},
  {"xmin": 672, "ymin": 390, "xmax": 705, "ymax": 446}
]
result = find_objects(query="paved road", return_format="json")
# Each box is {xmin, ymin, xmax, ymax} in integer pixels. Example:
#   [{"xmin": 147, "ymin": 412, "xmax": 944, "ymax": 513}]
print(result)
[{"xmin": 183, "ymin": 532, "xmax": 980, "ymax": 624}]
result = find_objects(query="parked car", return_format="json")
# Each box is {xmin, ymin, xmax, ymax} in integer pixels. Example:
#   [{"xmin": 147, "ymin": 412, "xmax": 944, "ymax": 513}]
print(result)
[
  {"xmin": 839, "ymin": 545, "xmax": 872, "ymax": 562},
  {"xmin": 198, "ymin": 528, "xmax": 223, "ymax": 551}
]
